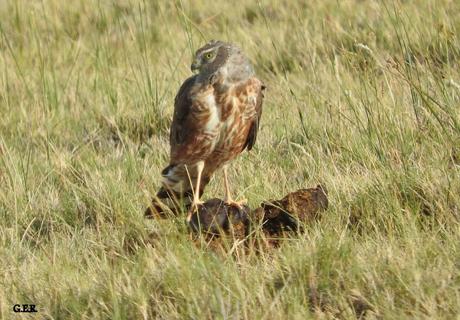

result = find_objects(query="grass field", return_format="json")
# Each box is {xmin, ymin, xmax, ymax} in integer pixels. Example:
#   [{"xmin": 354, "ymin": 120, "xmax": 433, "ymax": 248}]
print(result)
[{"xmin": 1, "ymin": 0, "xmax": 460, "ymax": 318}]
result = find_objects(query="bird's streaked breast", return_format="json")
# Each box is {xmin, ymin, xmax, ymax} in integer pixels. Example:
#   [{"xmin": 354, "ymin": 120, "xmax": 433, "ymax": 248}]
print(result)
[{"xmin": 203, "ymin": 93, "xmax": 221, "ymax": 133}]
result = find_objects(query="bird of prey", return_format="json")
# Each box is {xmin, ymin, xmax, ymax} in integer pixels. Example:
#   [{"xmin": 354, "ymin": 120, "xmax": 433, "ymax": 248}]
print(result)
[{"xmin": 146, "ymin": 40, "xmax": 265, "ymax": 217}]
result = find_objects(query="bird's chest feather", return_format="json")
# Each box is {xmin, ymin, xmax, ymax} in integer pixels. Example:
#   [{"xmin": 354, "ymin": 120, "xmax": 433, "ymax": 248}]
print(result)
[
  {"xmin": 195, "ymin": 85, "xmax": 255, "ymax": 134},
  {"xmin": 190, "ymin": 87, "xmax": 221, "ymax": 136},
  {"xmin": 202, "ymin": 93, "xmax": 221, "ymax": 133},
  {"xmin": 214, "ymin": 85, "xmax": 257, "ymax": 151}
]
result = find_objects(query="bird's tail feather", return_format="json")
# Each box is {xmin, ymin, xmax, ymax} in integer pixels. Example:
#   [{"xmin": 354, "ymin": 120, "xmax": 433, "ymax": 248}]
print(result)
[{"xmin": 144, "ymin": 164, "xmax": 210, "ymax": 218}]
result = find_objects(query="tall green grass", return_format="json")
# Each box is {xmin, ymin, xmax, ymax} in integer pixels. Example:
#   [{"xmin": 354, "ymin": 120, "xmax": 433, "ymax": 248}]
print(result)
[{"xmin": 0, "ymin": 0, "xmax": 459, "ymax": 318}]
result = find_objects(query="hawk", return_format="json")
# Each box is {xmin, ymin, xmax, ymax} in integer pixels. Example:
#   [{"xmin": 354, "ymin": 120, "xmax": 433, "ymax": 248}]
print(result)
[{"xmin": 146, "ymin": 40, "xmax": 265, "ymax": 217}]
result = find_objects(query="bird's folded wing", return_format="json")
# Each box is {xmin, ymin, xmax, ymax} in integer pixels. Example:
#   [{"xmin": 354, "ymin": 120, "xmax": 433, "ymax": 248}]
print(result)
[
  {"xmin": 169, "ymin": 75, "xmax": 215, "ymax": 164},
  {"xmin": 244, "ymin": 79, "xmax": 265, "ymax": 151}
]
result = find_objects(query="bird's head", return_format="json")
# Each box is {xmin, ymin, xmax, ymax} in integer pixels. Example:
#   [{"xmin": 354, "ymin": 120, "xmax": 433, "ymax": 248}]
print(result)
[
  {"xmin": 191, "ymin": 40, "xmax": 254, "ymax": 84},
  {"xmin": 191, "ymin": 40, "xmax": 226, "ymax": 73}
]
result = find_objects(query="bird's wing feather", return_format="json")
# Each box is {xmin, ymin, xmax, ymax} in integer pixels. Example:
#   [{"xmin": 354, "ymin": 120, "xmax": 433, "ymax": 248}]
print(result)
[
  {"xmin": 244, "ymin": 80, "xmax": 265, "ymax": 151},
  {"xmin": 170, "ymin": 75, "xmax": 197, "ymax": 146},
  {"xmin": 169, "ymin": 75, "xmax": 217, "ymax": 165}
]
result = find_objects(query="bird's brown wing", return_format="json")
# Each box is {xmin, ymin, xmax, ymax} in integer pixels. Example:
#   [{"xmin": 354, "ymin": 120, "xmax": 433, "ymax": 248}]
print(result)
[
  {"xmin": 169, "ymin": 75, "xmax": 197, "ymax": 147},
  {"xmin": 244, "ymin": 80, "xmax": 265, "ymax": 151},
  {"xmin": 169, "ymin": 75, "xmax": 216, "ymax": 165}
]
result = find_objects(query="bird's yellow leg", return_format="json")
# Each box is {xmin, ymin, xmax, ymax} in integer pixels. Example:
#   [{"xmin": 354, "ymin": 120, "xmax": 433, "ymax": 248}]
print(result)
[
  {"xmin": 223, "ymin": 165, "xmax": 246, "ymax": 208},
  {"xmin": 192, "ymin": 161, "xmax": 205, "ymax": 209}
]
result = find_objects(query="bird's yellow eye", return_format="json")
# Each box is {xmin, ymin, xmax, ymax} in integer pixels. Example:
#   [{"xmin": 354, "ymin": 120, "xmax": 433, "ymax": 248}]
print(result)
[{"xmin": 205, "ymin": 52, "xmax": 213, "ymax": 59}]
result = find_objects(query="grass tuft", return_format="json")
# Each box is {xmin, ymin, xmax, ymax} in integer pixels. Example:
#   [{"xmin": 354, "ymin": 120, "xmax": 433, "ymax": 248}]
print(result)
[{"xmin": 0, "ymin": 0, "xmax": 459, "ymax": 318}]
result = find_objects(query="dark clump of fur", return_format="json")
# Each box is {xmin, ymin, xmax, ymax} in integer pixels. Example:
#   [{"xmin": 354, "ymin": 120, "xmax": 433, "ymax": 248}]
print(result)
[
  {"xmin": 145, "ymin": 185, "xmax": 329, "ymax": 252},
  {"xmin": 253, "ymin": 185, "xmax": 329, "ymax": 236},
  {"xmin": 187, "ymin": 199, "xmax": 251, "ymax": 238},
  {"xmin": 186, "ymin": 185, "xmax": 328, "ymax": 245}
]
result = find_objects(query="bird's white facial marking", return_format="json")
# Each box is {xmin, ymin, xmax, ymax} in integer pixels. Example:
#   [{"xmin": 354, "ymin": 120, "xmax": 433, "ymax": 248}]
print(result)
[{"xmin": 200, "ymin": 48, "xmax": 215, "ymax": 55}]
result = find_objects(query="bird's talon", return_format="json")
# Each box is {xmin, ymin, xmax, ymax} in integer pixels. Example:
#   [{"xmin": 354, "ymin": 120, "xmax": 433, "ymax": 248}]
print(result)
[
  {"xmin": 186, "ymin": 200, "xmax": 204, "ymax": 223},
  {"xmin": 192, "ymin": 200, "xmax": 204, "ymax": 210},
  {"xmin": 224, "ymin": 199, "xmax": 247, "ymax": 209}
]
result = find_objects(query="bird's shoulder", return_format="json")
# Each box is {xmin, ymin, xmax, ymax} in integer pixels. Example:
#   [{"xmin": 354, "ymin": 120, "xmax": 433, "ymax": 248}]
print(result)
[
  {"xmin": 170, "ymin": 75, "xmax": 216, "ymax": 146},
  {"xmin": 241, "ymin": 76, "xmax": 265, "ymax": 151},
  {"xmin": 173, "ymin": 75, "xmax": 198, "ymax": 120}
]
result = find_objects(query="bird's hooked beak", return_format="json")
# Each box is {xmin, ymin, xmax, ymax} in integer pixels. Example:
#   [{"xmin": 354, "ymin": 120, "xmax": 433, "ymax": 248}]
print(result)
[{"xmin": 191, "ymin": 59, "xmax": 201, "ymax": 73}]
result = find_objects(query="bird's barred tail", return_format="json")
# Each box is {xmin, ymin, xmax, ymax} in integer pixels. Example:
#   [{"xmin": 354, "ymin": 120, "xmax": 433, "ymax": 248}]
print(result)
[{"xmin": 144, "ymin": 164, "xmax": 210, "ymax": 218}]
